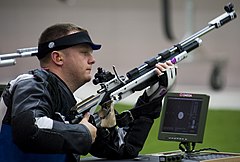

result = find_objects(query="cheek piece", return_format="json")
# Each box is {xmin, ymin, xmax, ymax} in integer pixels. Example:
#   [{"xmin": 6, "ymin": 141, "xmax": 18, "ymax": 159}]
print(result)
[{"xmin": 34, "ymin": 32, "xmax": 102, "ymax": 60}]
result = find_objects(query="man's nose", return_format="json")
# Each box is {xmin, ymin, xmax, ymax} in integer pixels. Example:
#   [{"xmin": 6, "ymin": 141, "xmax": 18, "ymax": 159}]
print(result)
[{"xmin": 89, "ymin": 54, "xmax": 96, "ymax": 64}]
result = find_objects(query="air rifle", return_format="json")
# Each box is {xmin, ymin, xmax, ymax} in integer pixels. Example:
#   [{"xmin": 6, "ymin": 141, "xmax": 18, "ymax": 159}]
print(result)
[
  {"xmin": 0, "ymin": 47, "xmax": 37, "ymax": 67},
  {"xmin": 69, "ymin": 3, "xmax": 237, "ymax": 124}
]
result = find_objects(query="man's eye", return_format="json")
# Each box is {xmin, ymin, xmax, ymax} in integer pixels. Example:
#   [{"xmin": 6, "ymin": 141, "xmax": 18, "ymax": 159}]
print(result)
[
  {"xmin": 80, "ymin": 51, "xmax": 88, "ymax": 54},
  {"xmin": 81, "ymin": 51, "xmax": 92, "ymax": 55}
]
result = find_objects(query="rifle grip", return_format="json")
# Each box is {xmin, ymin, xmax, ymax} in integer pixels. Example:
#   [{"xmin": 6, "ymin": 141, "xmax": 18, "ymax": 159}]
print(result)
[{"xmin": 70, "ymin": 114, "xmax": 84, "ymax": 124}]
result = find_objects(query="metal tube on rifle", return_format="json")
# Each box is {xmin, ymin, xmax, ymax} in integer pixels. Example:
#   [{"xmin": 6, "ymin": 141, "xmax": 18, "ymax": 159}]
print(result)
[
  {"xmin": 126, "ymin": 4, "xmax": 236, "ymax": 80},
  {"xmin": 0, "ymin": 47, "xmax": 37, "ymax": 67},
  {"xmin": 0, "ymin": 59, "xmax": 16, "ymax": 67}
]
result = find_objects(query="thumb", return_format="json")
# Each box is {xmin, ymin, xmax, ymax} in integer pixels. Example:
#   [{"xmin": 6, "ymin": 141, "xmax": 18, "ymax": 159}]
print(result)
[
  {"xmin": 80, "ymin": 112, "xmax": 90, "ymax": 124},
  {"xmin": 82, "ymin": 112, "xmax": 90, "ymax": 122}
]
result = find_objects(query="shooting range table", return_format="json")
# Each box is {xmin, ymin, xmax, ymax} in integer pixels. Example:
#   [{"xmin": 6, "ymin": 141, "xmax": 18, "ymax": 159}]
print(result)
[
  {"xmin": 82, "ymin": 151, "xmax": 240, "ymax": 162},
  {"xmin": 82, "ymin": 156, "xmax": 159, "ymax": 162}
]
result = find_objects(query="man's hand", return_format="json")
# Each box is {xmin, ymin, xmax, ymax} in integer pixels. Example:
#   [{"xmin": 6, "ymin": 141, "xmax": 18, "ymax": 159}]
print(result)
[
  {"xmin": 98, "ymin": 100, "xmax": 116, "ymax": 128},
  {"xmin": 80, "ymin": 113, "xmax": 97, "ymax": 143},
  {"xmin": 155, "ymin": 60, "xmax": 174, "ymax": 77},
  {"xmin": 146, "ymin": 60, "xmax": 177, "ymax": 101}
]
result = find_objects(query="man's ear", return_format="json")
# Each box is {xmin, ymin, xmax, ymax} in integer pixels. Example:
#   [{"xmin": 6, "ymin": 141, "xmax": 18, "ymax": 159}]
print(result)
[{"xmin": 51, "ymin": 51, "xmax": 64, "ymax": 65}]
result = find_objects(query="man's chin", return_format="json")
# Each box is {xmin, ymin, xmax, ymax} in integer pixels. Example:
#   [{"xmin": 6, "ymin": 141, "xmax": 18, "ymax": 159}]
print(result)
[
  {"xmin": 86, "ymin": 76, "xmax": 92, "ymax": 83},
  {"xmin": 80, "ymin": 78, "xmax": 91, "ymax": 87}
]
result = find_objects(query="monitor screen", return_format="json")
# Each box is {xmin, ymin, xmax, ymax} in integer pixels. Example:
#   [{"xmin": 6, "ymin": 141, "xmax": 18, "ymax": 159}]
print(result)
[{"xmin": 158, "ymin": 92, "xmax": 210, "ymax": 143}]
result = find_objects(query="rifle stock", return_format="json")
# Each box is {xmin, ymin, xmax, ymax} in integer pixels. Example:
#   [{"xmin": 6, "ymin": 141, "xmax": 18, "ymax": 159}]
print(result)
[{"xmin": 69, "ymin": 3, "xmax": 237, "ymax": 124}]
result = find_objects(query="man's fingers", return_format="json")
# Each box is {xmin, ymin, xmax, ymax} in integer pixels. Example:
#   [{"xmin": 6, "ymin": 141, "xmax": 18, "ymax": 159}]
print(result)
[
  {"xmin": 79, "ymin": 112, "xmax": 97, "ymax": 143},
  {"xmin": 80, "ymin": 112, "xmax": 90, "ymax": 123},
  {"xmin": 155, "ymin": 61, "xmax": 175, "ymax": 77},
  {"xmin": 166, "ymin": 60, "xmax": 174, "ymax": 66}
]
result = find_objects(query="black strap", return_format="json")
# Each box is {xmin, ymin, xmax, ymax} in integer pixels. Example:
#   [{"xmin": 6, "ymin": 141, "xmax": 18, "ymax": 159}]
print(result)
[{"xmin": 116, "ymin": 110, "xmax": 134, "ymax": 128}]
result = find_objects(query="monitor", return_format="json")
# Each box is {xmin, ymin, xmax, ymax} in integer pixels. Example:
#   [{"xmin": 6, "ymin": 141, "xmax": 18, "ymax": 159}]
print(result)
[{"xmin": 158, "ymin": 92, "xmax": 210, "ymax": 144}]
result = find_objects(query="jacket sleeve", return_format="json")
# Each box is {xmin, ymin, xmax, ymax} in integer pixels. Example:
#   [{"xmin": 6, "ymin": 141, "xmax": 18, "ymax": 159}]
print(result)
[
  {"xmin": 90, "ymin": 92, "xmax": 163, "ymax": 159},
  {"xmin": 10, "ymin": 78, "xmax": 92, "ymax": 155}
]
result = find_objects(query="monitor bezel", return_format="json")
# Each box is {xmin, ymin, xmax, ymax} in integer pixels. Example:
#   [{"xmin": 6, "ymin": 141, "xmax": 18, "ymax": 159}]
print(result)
[{"xmin": 158, "ymin": 92, "xmax": 210, "ymax": 143}]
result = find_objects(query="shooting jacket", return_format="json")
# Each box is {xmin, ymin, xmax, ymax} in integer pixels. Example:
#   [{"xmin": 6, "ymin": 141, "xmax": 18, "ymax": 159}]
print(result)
[
  {"xmin": 0, "ymin": 69, "xmax": 165, "ymax": 162},
  {"xmin": 0, "ymin": 69, "xmax": 92, "ymax": 162}
]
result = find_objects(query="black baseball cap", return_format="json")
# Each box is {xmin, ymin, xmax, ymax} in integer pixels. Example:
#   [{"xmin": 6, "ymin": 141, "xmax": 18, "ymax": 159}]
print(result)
[{"xmin": 35, "ymin": 32, "xmax": 101, "ymax": 59}]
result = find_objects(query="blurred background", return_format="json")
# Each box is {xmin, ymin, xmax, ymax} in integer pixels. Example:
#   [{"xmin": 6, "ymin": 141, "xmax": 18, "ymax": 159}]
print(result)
[
  {"xmin": 0, "ymin": 0, "xmax": 239, "ymax": 109},
  {"xmin": 1, "ymin": 0, "xmax": 240, "ymax": 155}
]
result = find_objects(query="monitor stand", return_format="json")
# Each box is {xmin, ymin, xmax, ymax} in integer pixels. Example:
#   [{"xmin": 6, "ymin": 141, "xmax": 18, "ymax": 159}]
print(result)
[{"xmin": 179, "ymin": 142, "xmax": 196, "ymax": 153}]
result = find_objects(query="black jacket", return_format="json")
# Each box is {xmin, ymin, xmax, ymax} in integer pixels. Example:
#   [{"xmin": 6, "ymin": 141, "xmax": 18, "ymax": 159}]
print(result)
[
  {"xmin": 1, "ymin": 69, "xmax": 92, "ymax": 159},
  {"xmin": 1, "ymin": 69, "xmax": 164, "ymax": 161}
]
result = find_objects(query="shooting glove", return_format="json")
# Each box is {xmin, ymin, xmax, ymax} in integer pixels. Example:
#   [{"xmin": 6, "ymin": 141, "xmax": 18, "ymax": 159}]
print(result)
[
  {"xmin": 146, "ymin": 64, "xmax": 177, "ymax": 101},
  {"xmin": 98, "ymin": 100, "xmax": 116, "ymax": 128}
]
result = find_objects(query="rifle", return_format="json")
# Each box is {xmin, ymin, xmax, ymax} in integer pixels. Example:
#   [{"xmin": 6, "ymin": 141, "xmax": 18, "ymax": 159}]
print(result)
[
  {"xmin": 0, "ymin": 47, "xmax": 37, "ymax": 67},
  {"xmin": 69, "ymin": 3, "xmax": 237, "ymax": 125}
]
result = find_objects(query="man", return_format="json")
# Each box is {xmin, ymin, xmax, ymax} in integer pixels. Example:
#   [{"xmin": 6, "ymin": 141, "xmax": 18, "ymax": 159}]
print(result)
[{"xmin": 0, "ymin": 23, "xmax": 177, "ymax": 162}]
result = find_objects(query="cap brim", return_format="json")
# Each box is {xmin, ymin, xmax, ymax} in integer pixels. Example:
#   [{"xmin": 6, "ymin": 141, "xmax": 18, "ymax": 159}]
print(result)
[{"xmin": 90, "ymin": 43, "xmax": 101, "ymax": 50}]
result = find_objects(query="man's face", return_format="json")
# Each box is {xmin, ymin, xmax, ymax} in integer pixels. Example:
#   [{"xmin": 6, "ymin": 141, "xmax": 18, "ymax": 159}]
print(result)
[{"xmin": 61, "ymin": 44, "xmax": 96, "ymax": 88}]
